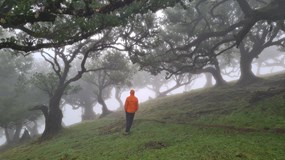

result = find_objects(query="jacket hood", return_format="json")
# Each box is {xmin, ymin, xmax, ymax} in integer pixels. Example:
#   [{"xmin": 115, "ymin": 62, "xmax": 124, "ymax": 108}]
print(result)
[{"xmin": 130, "ymin": 89, "xmax": 135, "ymax": 95}]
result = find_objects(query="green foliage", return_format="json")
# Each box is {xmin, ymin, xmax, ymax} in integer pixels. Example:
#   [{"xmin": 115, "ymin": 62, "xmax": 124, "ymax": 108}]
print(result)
[
  {"xmin": 30, "ymin": 72, "xmax": 59, "ymax": 96},
  {"xmin": 0, "ymin": 0, "xmax": 184, "ymax": 52},
  {"xmin": 0, "ymin": 52, "xmax": 44, "ymax": 127},
  {"xmin": 30, "ymin": 72, "xmax": 80, "ymax": 97},
  {"xmin": 12, "ymin": 0, "xmax": 33, "ymax": 15},
  {"xmin": 84, "ymin": 50, "xmax": 134, "ymax": 93},
  {"xmin": 103, "ymin": 51, "xmax": 134, "ymax": 85}
]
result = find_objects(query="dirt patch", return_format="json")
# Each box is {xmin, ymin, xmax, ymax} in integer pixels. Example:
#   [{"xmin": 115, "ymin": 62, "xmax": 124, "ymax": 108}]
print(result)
[
  {"xmin": 249, "ymin": 88, "xmax": 285, "ymax": 104},
  {"xmin": 192, "ymin": 124, "xmax": 285, "ymax": 134},
  {"xmin": 193, "ymin": 124, "xmax": 258, "ymax": 133},
  {"xmin": 98, "ymin": 121, "xmax": 125, "ymax": 135},
  {"xmin": 157, "ymin": 107, "xmax": 238, "ymax": 125},
  {"xmin": 143, "ymin": 141, "xmax": 168, "ymax": 149},
  {"xmin": 190, "ymin": 108, "xmax": 236, "ymax": 116},
  {"xmin": 274, "ymin": 128, "xmax": 285, "ymax": 134}
]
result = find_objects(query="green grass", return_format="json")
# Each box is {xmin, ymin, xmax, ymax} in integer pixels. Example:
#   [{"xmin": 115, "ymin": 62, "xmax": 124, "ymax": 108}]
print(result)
[
  {"xmin": 194, "ymin": 95, "xmax": 285, "ymax": 128},
  {"xmin": 2, "ymin": 120, "xmax": 285, "ymax": 160},
  {"xmin": 1, "ymin": 73, "xmax": 285, "ymax": 160}
]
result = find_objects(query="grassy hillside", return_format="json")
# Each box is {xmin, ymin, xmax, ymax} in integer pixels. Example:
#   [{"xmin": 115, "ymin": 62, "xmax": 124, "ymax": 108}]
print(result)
[{"xmin": 1, "ymin": 73, "xmax": 285, "ymax": 160}]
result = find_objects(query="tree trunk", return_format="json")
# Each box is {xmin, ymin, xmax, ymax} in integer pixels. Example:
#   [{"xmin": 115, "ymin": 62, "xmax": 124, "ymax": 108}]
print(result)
[
  {"xmin": 4, "ymin": 124, "xmax": 22, "ymax": 145},
  {"xmin": 20, "ymin": 129, "xmax": 31, "ymax": 142},
  {"xmin": 114, "ymin": 87, "xmax": 123, "ymax": 108},
  {"xmin": 211, "ymin": 68, "xmax": 227, "ymax": 86},
  {"xmin": 198, "ymin": 67, "xmax": 227, "ymax": 87},
  {"xmin": 12, "ymin": 123, "xmax": 22, "ymax": 144},
  {"xmin": 153, "ymin": 86, "xmax": 161, "ymax": 98},
  {"xmin": 256, "ymin": 61, "xmax": 262, "ymax": 76},
  {"xmin": 26, "ymin": 120, "xmax": 39, "ymax": 137},
  {"xmin": 29, "ymin": 105, "xmax": 48, "ymax": 138},
  {"xmin": 212, "ymin": 58, "xmax": 227, "ymax": 86},
  {"xmin": 204, "ymin": 73, "xmax": 213, "ymax": 88},
  {"xmin": 42, "ymin": 90, "xmax": 64, "ymax": 139},
  {"xmin": 98, "ymin": 91, "xmax": 111, "ymax": 118},
  {"xmin": 157, "ymin": 92, "xmax": 167, "ymax": 98},
  {"xmin": 4, "ymin": 127, "xmax": 12, "ymax": 145},
  {"xmin": 238, "ymin": 54, "xmax": 260, "ymax": 85},
  {"xmin": 158, "ymin": 82, "xmax": 184, "ymax": 98},
  {"xmin": 82, "ymin": 103, "xmax": 95, "ymax": 121},
  {"xmin": 42, "ymin": 106, "xmax": 63, "ymax": 138}
]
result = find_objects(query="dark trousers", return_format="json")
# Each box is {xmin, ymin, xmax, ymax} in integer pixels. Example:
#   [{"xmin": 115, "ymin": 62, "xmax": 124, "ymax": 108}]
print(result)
[{"xmin": 125, "ymin": 112, "xmax": 135, "ymax": 132}]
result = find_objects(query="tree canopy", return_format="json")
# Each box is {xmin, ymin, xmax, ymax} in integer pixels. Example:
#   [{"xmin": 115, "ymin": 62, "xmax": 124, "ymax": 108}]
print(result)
[
  {"xmin": 0, "ymin": 0, "xmax": 182, "ymax": 52},
  {"xmin": 123, "ymin": 0, "xmax": 285, "ymax": 85},
  {"xmin": 1, "ymin": 0, "xmax": 284, "ymax": 53}
]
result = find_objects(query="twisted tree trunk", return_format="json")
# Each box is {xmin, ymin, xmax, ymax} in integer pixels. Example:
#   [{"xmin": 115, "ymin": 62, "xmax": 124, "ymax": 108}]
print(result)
[
  {"xmin": 41, "ymin": 88, "xmax": 64, "ymax": 139},
  {"xmin": 238, "ymin": 54, "xmax": 259, "ymax": 85},
  {"xmin": 98, "ymin": 91, "xmax": 111, "ymax": 118},
  {"xmin": 114, "ymin": 87, "xmax": 124, "ymax": 108},
  {"xmin": 82, "ymin": 103, "xmax": 96, "ymax": 121}
]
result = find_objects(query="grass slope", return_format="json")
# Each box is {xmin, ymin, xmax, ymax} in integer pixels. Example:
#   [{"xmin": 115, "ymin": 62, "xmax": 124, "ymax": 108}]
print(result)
[{"xmin": 1, "ymin": 73, "xmax": 285, "ymax": 160}]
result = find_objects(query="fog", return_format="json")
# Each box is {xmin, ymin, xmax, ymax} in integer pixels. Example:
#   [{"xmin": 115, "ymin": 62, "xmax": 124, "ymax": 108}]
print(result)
[
  {"xmin": 51, "ymin": 62, "xmax": 285, "ymax": 127},
  {"xmin": 1, "ymin": 63, "xmax": 284, "ymax": 146},
  {"xmin": 0, "ymin": 74, "xmax": 206, "ymax": 146},
  {"xmin": 58, "ymin": 78, "xmax": 205, "ymax": 127}
]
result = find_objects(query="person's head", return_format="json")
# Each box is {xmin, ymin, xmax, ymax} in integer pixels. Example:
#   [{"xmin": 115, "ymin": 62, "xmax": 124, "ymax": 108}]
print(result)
[{"xmin": 130, "ymin": 89, "xmax": 135, "ymax": 95}]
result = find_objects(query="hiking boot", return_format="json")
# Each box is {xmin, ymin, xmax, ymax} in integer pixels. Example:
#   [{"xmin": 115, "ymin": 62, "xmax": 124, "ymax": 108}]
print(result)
[{"xmin": 123, "ymin": 131, "xmax": 130, "ymax": 135}]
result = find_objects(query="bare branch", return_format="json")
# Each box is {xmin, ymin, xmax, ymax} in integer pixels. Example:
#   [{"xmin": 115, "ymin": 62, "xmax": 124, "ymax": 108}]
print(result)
[{"xmin": 235, "ymin": 0, "xmax": 253, "ymax": 17}]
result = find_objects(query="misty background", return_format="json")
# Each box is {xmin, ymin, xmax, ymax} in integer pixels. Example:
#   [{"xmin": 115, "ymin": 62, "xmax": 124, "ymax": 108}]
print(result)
[{"xmin": 1, "ymin": 46, "xmax": 284, "ymax": 145}]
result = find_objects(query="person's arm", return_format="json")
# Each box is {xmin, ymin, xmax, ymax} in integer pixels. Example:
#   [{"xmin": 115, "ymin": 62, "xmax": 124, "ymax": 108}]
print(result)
[
  {"xmin": 124, "ymin": 98, "xmax": 128, "ymax": 111},
  {"xmin": 136, "ymin": 100, "xmax": 139, "ymax": 108},
  {"xmin": 136, "ymin": 98, "xmax": 139, "ymax": 111}
]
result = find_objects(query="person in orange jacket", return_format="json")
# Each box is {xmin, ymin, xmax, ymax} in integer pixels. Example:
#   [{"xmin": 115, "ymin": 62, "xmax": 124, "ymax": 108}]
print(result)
[{"xmin": 124, "ymin": 89, "xmax": 139, "ymax": 134}]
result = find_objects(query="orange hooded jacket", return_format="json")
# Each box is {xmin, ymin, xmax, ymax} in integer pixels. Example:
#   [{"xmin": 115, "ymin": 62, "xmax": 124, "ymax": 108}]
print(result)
[{"xmin": 124, "ymin": 90, "xmax": 139, "ymax": 113}]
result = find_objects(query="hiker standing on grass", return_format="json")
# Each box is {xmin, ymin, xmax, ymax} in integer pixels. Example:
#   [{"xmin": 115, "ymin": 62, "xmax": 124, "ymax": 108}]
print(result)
[{"xmin": 124, "ymin": 89, "xmax": 139, "ymax": 135}]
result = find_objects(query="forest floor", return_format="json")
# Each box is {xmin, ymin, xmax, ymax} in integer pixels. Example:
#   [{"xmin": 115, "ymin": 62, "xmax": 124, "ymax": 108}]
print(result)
[{"xmin": 1, "ymin": 72, "xmax": 285, "ymax": 160}]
